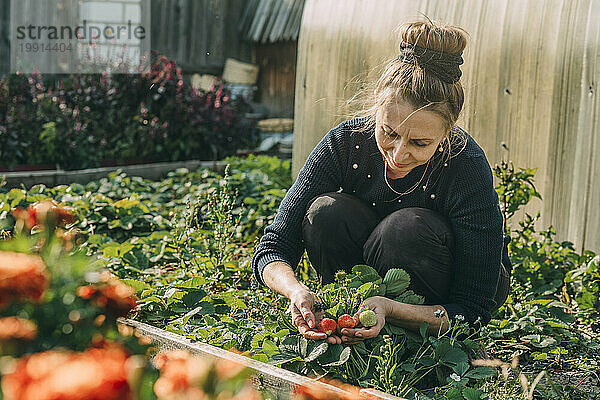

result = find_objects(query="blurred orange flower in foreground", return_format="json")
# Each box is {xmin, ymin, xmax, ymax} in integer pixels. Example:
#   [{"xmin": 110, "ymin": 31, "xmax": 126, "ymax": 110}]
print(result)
[
  {"xmin": 12, "ymin": 200, "xmax": 76, "ymax": 230},
  {"xmin": 0, "ymin": 251, "xmax": 48, "ymax": 308},
  {"xmin": 1, "ymin": 345, "xmax": 134, "ymax": 400},
  {"xmin": 77, "ymin": 277, "xmax": 137, "ymax": 317},
  {"xmin": 293, "ymin": 378, "xmax": 362, "ymax": 400},
  {"xmin": 0, "ymin": 317, "xmax": 37, "ymax": 341},
  {"xmin": 153, "ymin": 350, "xmax": 261, "ymax": 400}
]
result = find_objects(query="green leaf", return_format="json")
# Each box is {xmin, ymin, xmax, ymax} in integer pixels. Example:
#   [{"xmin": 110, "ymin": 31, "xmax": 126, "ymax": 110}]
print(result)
[
  {"xmin": 465, "ymin": 367, "xmax": 495, "ymax": 380},
  {"xmin": 178, "ymin": 276, "xmax": 208, "ymax": 288},
  {"xmin": 442, "ymin": 348, "xmax": 469, "ymax": 366},
  {"xmin": 262, "ymin": 339, "xmax": 280, "ymax": 357},
  {"xmin": 453, "ymin": 361, "xmax": 469, "ymax": 376},
  {"xmin": 102, "ymin": 243, "xmax": 121, "ymax": 258},
  {"xmin": 181, "ymin": 289, "xmax": 207, "ymax": 307},
  {"xmin": 250, "ymin": 331, "xmax": 270, "ymax": 349},
  {"xmin": 177, "ymin": 301, "xmax": 215, "ymax": 323},
  {"xmin": 400, "ymin": 364, "xmax": 416, "ymax": 372},
  {"xmin": 8, "ymin": 189, "xmax": 25, "ymax": 207},
  {"xmin": 416, "ymin": 357, "xmax": 436, "ymax": 367},
  {"xmin": 138, "ymin": 295, "xmax": 165, "ymax": 307},
  {"xmin": 394, "ymin": 290, "xmax": 424, "ymax": 305},
  {"xmin": 114, "ymin": 198, "xmax": 140, "ymax": 209},
  {"xmin": 321, "ymin": 346, "xmax": 351, "ymax": 367},
  {"xmin": 305, "ymin": 342, "xmax": 328, "ymax": 362},
  {"xmin": 351, "ymin": 265, "xmax": 382, "ymax": 283},
  {"xmin": 278, "ymin": 336, "xmax": 299, "ymax": 355},
  {"xmin": 420, "ymin": 322, "xmax": 429, "ymax": 339},
  {"xmin": 358, "ymin": 282, "xmax": 375, "ymax": 298},
  {"xmin": 462, "ymin": 387, "xmax": 485, "ymax": 400},
  {"xmin": 383, "ymin": 268, "xmax": 410, "ymax": 297},
  {"xmin": 299, "ymin": 337, "xmax": 308, "ymax": 358},
  {"xmin": 383, "ymin": 324, "xmax": 406, "ymax": 336},
  {"xmin": 269, "ymin": 353, "xmax": 301, "ymax": 366},
  {"xmin": 252, "ymin": 353, "xmax": 270, "ymax": 363},
  {"xmin": 444, "ymin": 387, "xmax": 463, "ymax": 400},
  {"xmin": 435, "ymin": 342, "xmax": 469, "ymax": 366},
  {"xmin": 119, "ymin": 278, "xmax": 150, "ymax": 293}
]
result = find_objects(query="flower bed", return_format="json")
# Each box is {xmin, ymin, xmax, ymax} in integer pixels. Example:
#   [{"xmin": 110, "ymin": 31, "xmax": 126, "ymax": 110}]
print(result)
[
  {"xmin": 0, "ymin": 55, "xmax": 258, "ymax": 171},
  {"xmin": 0, "ymin": 155, "xmax": 599, "ymax": 399}
]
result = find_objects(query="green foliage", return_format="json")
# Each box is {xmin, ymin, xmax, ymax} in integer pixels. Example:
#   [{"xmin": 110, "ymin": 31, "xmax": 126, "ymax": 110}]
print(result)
[
  {"xmin": 488, "ymin": 159, "xmax": 600, "ymax": 380},
  {"xmin": 197, "ymin": 166, "xmax": 243, "ymax": 266},
  {"xmin": 492, "ymin": 160, "xmax": 541, "ymax": 233},
  {"xmin": 0, "ymin": 57, "xmax": 258, "ymax": 170},
  {"xmin": 566, "ymin": 255, "xmax": 600, "ymax": 324},
  {"xmin": 1, "ymin": 156, "xmax": 598, "ymax": 399}
]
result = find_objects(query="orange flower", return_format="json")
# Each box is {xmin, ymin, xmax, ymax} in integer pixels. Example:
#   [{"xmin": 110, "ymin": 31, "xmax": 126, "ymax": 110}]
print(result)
[
  {"xmin": 77, "ymin": 279, "xmax": 137, "ymax": 317},
  {"xmin": 1, "ymin": 345, "xmax": 133, "ymax": 400},
  {"xmin": 0, "ymin": 317, "xmax": 37, "ymax": 341},
  {"xmin": 153, "ymin": 350, "xmax": 210, "ymax": 399},
  {"xmin": 293, "ymin": 378, "xmax": 362, "ymax": 400},
  {"xmin": 0, "ymin": 251, "xmax": 48, "ymax": 308},
  {"xmin": 153, "ymin": 350, "xmax": 261, "ymax": 400},
  {"xmin": 12, "ymin": 200, "xmax": 76, "ymax": 230}
]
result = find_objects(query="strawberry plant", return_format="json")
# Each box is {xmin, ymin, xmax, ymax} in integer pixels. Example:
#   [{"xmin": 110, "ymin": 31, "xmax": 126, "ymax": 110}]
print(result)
[{"xmin": 1, "ymin": 156, "xmax": 599, "ymax": 399}]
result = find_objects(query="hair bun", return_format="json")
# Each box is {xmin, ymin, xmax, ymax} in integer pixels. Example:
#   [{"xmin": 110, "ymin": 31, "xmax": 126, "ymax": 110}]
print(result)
[
  {"xmin": 399, "ymin": 41, "xmax": 463, "ymax": 84},
  {"xmin": 400, "ymin": 20, "xmax": 468, "ymax": 84}
]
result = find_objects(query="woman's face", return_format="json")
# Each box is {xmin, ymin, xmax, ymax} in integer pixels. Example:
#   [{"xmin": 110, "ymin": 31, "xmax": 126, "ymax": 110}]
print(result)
[{"xmin": 375, "ymin": 101, "xmax": 448, "ymax": 179}]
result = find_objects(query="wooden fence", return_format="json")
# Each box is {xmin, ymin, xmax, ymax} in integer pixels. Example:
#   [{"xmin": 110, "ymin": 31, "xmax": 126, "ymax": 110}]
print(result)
[
  {"xmin": 150, "ymin": 0, "xmax": 252, "ymax": 73},
  {"xmin": 293, "ymin": 0, "xmax": 600, "ymax": 252}
]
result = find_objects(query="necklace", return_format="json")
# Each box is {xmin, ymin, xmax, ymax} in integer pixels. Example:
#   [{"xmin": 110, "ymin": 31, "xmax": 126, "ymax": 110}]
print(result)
[{"xmin": 383, "ymin": 159, "xmax": 431, "ymax": 197}]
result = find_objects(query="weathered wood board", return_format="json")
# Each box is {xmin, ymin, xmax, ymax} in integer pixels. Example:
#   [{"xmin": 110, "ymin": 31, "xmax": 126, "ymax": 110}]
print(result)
[{"xmin": 121, "ymin": 318, "xmax": 406, "ymax": 400}]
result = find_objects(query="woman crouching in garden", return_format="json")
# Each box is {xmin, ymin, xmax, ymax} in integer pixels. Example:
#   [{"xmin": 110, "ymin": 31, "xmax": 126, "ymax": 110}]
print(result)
[{"xmin": 251, "ymin": 20, "xmax": 511, "ymax": 345}]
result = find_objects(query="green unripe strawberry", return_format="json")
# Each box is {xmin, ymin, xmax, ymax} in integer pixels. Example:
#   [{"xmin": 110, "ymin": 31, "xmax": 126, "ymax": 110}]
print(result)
[{"xmin": 358, "ymin": 309, "xmax": 377, "ymax": 327}]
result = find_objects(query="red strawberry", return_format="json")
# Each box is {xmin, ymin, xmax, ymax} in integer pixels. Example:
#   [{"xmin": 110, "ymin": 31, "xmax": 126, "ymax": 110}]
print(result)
[
  {"xmin": 337, "ymin": 314, "xmax": 356, "ymax": 329},
  {"xmin": 317, "ymin": 318, "xmax": 337, "ymax": 336}
]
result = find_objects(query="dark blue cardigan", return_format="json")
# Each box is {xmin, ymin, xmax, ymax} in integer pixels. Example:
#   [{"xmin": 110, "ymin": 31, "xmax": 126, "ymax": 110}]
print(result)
[{"xmin": 252, "ymin": 117, "xmax": 505, "ymax": 325}]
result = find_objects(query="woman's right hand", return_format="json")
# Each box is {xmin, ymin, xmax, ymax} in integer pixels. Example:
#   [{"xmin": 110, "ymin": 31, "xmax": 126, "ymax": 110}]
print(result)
[
  {"xmin": 289, "ymin": 288, "xmax": 342, "ymax": 344},
  {"xmin": 289, "ymin": 288, "xmax": 322, "ymax": 337}
]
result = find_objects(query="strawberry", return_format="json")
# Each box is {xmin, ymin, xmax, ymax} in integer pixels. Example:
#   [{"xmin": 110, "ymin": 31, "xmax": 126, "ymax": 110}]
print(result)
[
  {"xmin": 337, "ymin": 314, "xmax": 356, "ymax": 329},
  {"xmin": 358, "ymin": 309, "xmax": 377, "ymax": 327},
  {"xmin": 317, "ymin": 318, "xmax": 337, "ymax": 336}
]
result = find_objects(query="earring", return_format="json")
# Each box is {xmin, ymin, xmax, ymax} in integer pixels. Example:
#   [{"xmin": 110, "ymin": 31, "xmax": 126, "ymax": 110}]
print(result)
[{"xmin": 438, "ymin": 145, "xmax": 444, "ymax": 152}]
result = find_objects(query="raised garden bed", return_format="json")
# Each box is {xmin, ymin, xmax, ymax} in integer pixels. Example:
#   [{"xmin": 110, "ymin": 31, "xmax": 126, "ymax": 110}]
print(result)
[
  {"xmin": 0, "ymin": 159, "xmax": 226, "ymax": 189},
  {"xmin": 1, "ymin": 156, "xmax": 599, "ymax": 399},
  {"xmin": 120, "ymin": 318, "xmax": 404, "ymax": 400}
]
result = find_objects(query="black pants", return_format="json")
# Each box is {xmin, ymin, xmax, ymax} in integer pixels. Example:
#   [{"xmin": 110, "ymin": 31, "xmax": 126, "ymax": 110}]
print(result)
[{"xmin": 302, "ymin": 192, "xmax": 510, "ymax": 309}]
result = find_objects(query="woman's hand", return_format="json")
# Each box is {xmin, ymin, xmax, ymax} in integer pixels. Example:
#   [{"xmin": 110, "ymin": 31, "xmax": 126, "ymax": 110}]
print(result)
[
  {"xmin": 289, "ymin": 288, "xmax": 343, "ymax": 344},
  {"xmin": 339, "ymin": 296, "xmax": 390, "ymax": 344}
]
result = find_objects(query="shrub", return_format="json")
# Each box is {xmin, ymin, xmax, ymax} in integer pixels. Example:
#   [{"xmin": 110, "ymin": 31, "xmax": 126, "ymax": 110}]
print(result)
[{"xmin": 0, "ymin": 55, "xmax": 258, "ymax": 170}]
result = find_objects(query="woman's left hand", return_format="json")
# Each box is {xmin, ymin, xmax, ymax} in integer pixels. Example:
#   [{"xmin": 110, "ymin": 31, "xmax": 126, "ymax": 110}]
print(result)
[{"xmin": 339, "ymin": 296, "xmax": 390, "ymax": 344}]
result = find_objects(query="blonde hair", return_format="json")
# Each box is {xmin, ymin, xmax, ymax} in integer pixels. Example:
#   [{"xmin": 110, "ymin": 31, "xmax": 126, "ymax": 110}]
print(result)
[{"xmin": 349, "ymin": 19, "xmax": 470, "ymax": 161}]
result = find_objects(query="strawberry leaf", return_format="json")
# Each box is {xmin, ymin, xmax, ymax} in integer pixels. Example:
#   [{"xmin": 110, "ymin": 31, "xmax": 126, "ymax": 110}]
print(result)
[{"xmin": 383, "ymin": 268, "xmax": 411, "ymax": 297}]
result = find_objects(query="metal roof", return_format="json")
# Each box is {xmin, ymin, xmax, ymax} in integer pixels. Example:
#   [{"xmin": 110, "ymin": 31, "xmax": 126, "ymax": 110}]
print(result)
[{"xmin": 239, "ymin": 0, "xmax": 305, "ymax": 43}]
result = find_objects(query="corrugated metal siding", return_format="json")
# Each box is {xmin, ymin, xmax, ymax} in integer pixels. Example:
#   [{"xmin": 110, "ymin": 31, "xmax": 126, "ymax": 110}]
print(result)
[
  {"xmin": 151, "ymin": 0, "xmax": 252, "ymax": 73},
  {"xmin": 241, "ymin": 0, "xmax": 305, "ymax": 43},
  {"xmin": 0, "ymin": 0, "xmax": 253, "ymax": 75},
  {"xmin": 293, "ymin": 0, "xmax": 600, "ymax": 252}
]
